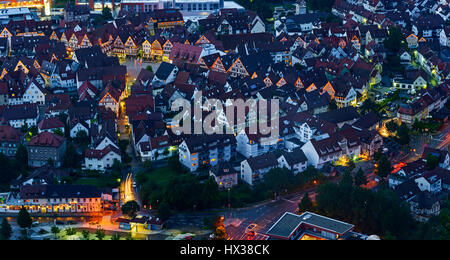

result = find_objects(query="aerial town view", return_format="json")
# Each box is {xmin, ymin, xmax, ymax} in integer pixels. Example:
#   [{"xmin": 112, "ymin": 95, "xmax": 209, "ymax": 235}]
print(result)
[{"xmin": 0, "ymin": 0, "xmax": 449, "ymax": 245}]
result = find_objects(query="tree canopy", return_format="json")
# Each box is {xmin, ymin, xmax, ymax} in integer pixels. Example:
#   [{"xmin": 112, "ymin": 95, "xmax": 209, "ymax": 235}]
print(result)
[{"xmin": 121, "ymin": 200, "xmax": 140, "ymax": 219}]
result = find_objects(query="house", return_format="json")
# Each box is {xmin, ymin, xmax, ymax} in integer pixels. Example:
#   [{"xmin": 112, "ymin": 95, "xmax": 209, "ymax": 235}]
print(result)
[
  {"xmin": 10, "ymin": 165, "xmax": 70, "ymax": 189},
  {"xmin": 84, "ymin": 145, "xmax": 122, "ymax": 172},
  {"xmin": 69, "ymin": 117, "xmax": 90, "ymax": 138},
  {"xmin": 301, "ymin": 128, "xmax": 361, "ymax": 169},
  {"xmin": 98, "ymin": 84, "xmax": 125, "ymax": 116},
  {"xmin": 0, "ymin": 184, "xmax": 103, "ymax": 214},
  {"xmin": 410, "ymin": 191, "xmax": 441, "ymax": 222},
  {"xmin": 151, "ymin": 62, "xmax": 179, "ymax": 88},
  {"xmin": 277, "ymin": 148, "xmax": 308, "ymax": 174},
  {"xmin": 64, "ymin": 4, "xmax": 90, "ymax": 23},
  {"xmin": 138, "ymin": 135, "xmax": 174, "ymax": 161},
  {"xmin": 38, "ymin": 117, "xmax": 65, "ymax": 135},
  {"xmin": 0, "ymin": 125, "xmax": 23, "ymax": 157},
  {"xmin": 421, "ymin": 146, "xmax": 450, "ymax": 170},
  {"xmin": 236, "ymin": 129, "xmax": 285, "ymax": 159},
  {"xmin": 351, "ymin": 111, "xmax": 381, "ymax": 131},
  {"xmin": 240, "ymin": 153, "xmax": 279, "ymax": 186},
  {"xmin": 0, "ymin": 103, "xmax": 39, "ymax": 129},
  {"xmin": 168, "ymin": 42, "xmax": 203, "ymax": 65},
  {"xmin": 440, "ymin": 27, "xmax": 450, "ymax": 47},
  {"xmin": 317, "ymin": 107, "xmax": 360, "ymax": 128},
  {"xmin": 392, "ymin": 72, "xmax": 428, "ymax": 92},
  {"xmin": 209, "ymin": 162, "xmax": 239, "ymax": 190},
  {"xmin": 265, "ymin": 211, "xmax": 360, "ymax": 240},
  {"xmin": 178, "ymin": 134, "xmax": 235, "ymax": 172},
  {"xmin": 27, "ymin": 132, "xmax": 66, "ymax": 168}
]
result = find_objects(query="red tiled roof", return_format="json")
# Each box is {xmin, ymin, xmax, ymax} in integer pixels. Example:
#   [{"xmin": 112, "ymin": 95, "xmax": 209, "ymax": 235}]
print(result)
[
  {"xmin": 0, "ymin": 125, "xmax": 22, "ymax": 142},
  {"xmin": 28, "ymin": 132, "xmax": 65, "ymax": 147},
  {"xmin": 85, "ymin": 144, "xmax": 121, "ymax": 159},
  {"xmin": 38, "ymin": 117, "xmax": 64, "ymax": 130}
]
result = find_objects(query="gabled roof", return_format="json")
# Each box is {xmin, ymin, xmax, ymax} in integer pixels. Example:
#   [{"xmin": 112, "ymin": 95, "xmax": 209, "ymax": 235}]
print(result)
[
  {"xmin": 85, "ymin": 144, "xmax": 121, "ymax": 159},
  {"xmin": 38, "ymin": 117, "xmax": 64, "ymax": 131},
  {"xmin": 28, "ymin": 132, "xmax": 65, "ymax": 148}
]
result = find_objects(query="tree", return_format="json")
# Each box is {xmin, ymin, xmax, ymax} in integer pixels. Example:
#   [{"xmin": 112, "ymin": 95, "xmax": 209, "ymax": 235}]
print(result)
[
  {"xmin": 396, "ymin": 123, "xmax": 410, "ymax": 145},
  {"xmin": 386, "ymin": 120, "xmax": 398, "ymax": 133},
  {"xmin": 376, "ymin": 155, "xmax": 392, "ymax": 179},
  {"xmin": 354, "ymin": 168, "xmax": 368, "ymax": 186},
  {"xmin": 0, "ymin": 153, "xmax": 17, "ymax": 188},
  {"xmin": 340, "ymin": 169, "xmax": 354, "ymax": 188},
  {"xmin": 157, "ymin": 200, "xmax": 171, "ymax": 221},
  {"xmin": 102, "ymin": 7, "xmax": 113, "ymax": 20},
  {"xmin": 95, "ymin": 228, "xmax": 106, "ymax": 240},
  {"xmin": 145, "ymin": 65, "xmax": 153, "ymax": 73},
  {"xmin": 306, "ymin": 0, "xmax": 335, "ymax": 12},
  {"xmin": 328, "ymin": 99, "xmax": 338, "ymax": 110},
  {"xmin": 125, "ymin": 232, "xmax": 134, "ymax": 240},
  {"xmin": 17, "ymin": 207, "xmax": 32, "ymax": 230},
  {"xmin": 0, "ymin": 218, "xmax": 12, "ymax": 240},
  {"xmin": 111, "ymin": 233, "xmax": 121, "ymax": 240},
  {"xmin": 212, "ymin": 216, "xmax": 227, "ymax": 240},
  {"xmin": 63, "ymin": 142, "xmax": 80, "ymax": 169},
  {"xmin": 73, "ymin": 131, "xmax": 90, "ymax": 146},
  {"xmin": 383, "ymin": 26, "xmax": 406, "ymax": 54},
  {"xmin": 15, "ymin": 144, "xmax": 28, "ymax": 171},
  {"xmin": 65, "ymin": 227, "xmax": 76, "ymax": 236},
  {"xmin": 121, "ymin": 200, "xmax": 140, "ymax": 219},
  {"xmin": 425, "ymin": 153, "xmax": 439, "ymax": 170},
  {"xmin": 51, "ymin": 226, "xmax": 60, "ymax": 239},
  {"xmin": 200, "ymin": 177, "xmax": 220, "ymax": 209},
  {"xmin": 263, "ymin": 168, "xmax": 295, "ymax": 194},
  {"xmin": 298, "ymin": 193, "xmax": 313, "ymax": 213},
  {"xmin": 82, "ymin": 230, "xmax": 90, "ymax": 240},
  {"xmin": 118, "ymin": 139, "xmax": 129, "ymax": 154}
]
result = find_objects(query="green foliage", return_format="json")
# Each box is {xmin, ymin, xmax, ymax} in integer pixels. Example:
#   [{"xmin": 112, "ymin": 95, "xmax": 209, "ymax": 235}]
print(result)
[
  {"xmin": 0, "ymin": 218, "xmax": 12, "ymax": 240},
  {"xmin": 386, "ymin": 120, "xmax": 398, "ymax": 133},
  {"xmin": 51, "ymin": 226, "xmax": 60, "ymax": 239},
  {"xmin": 102, "ymin": 7, "xmax": 113, "ymax": 20},
  {"xmin": 63, "ymin": 142, "xmax": 81, "ymax": 169},
  {"xmin": 383, "ymin": 26, "xmax": 407, "ymax": 54},
  {"xmin": 82, "ymin": 230, "xmax": 90, "ymax": 240},
  {"xmin": 354, "ymin": 168, "xmax": 368, "ymax": 186},
  {"xmin": 328, "ymin": 99, "xmax": 338, "ymax": 110},
  {"xmin": 111, "ymin": 233, "xmax": 121, "ymax": 240},
  {"xmin": 395, "ymin": 123, "xmax": 410, "ymax": 145},
  {"xmin": 65, "ymin": 227, "xmax": 76, "ymax": 236},
  {"xmin": 298, "ymin": 193, "xmax": 314, "ymax": 213},
  {"xmin": 376, "ymin": 155, "xmax": 392, "ymax": 179},
  {"xmin": 306, "ymin": 0, "xmax": 335, "ymax": 12},
  {"xmin": 17, "ymin": 207, "xmax": 32, "ymax": 229},
  {"xmin": 234, "ymin": 0, "xmax": 272, "ymax": 20},
  {"xmin": 121, "ymin": 200, "xmax": 140, "ymax": 219},
  {"xmin": 157, "ymin": 200, "xmax": 171, "ymax": 221},
  {"xmin": 95, "ymin": 229, "xmax": 106, "ymax": 240},
  {"xmin": 15, "ymin": 144, "xmax": 28, "ymax": 172},
  {"xmin": 145, "ymin": 65, "xmax": 153, "ymax": 73},
  {"xmin": 0, "ymin": 153, "xmax": 20, "ymax": 190},
  {"xmin": 425, "ymin": 153, "xmax": 440, "ymax": 170},
  {"xmin": 315, "ymin": 181, "xmax": 414, "ymax": 239},
  {"xmin": 118, "ymin": 139, "xmax": 129, "ymax": 154},
  {"xmin": 359, "ymin": 98, "xmax": 379, "ymax": 115},
  {"xmin": 73, "ymin": 131, "xmax": 90, "ymax": 146}
]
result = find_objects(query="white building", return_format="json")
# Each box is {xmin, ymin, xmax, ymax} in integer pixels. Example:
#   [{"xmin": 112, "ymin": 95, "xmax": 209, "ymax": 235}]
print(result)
[
  {"xmin": 240, "ymin": 153, "xmax": 279, "ymax": 186},
  {"xmin": 84, "ymin": 145, "xmax": 122, "ymax": 172}
]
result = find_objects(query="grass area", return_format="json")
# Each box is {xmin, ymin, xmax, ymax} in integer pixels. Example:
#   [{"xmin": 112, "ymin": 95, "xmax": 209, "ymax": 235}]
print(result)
[{"xmin": 142, "ymin": 167, "xmax": 184, "ymax": 187}]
